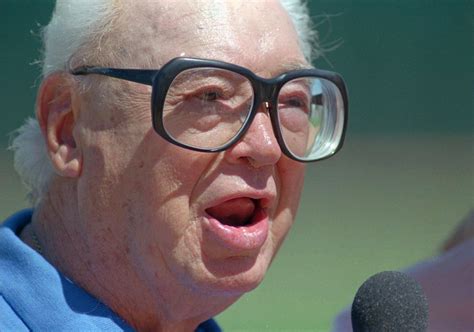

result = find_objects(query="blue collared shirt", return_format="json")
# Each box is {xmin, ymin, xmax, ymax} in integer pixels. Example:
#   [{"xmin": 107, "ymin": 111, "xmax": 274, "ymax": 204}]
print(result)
[{"xmin": 0, "ymin": 210, "xmax": 221, "ymax": 331}]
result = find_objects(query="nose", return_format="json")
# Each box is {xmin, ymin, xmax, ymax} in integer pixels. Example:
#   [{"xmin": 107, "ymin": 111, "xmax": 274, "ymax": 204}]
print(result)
[{"xmin": 224, "ymin": 104, "xmax": 282, "ymax": 168}]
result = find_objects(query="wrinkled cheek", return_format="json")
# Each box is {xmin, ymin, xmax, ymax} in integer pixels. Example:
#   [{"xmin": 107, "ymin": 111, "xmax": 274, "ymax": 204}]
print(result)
[
  {"xmin": 172, "ymin": 226, "xmax": 206, "ymax": 279},
  {"xmin": 270, "ymin": 208, "xmax": 295, "ymax": 252},
  {"xmin": 278, "ymin": 159, "xmax": 306, "ymax": 211},
  {"xmin": 270, "ymin": 160, "xmax": 306, "ymax": 250},
  {"xmin": 151, "ymin": 222, "xmax": 206, "ymax": 290},
  {"xmin": 125, "ymin": 206, "xmax": 196, "ymax": 291}
]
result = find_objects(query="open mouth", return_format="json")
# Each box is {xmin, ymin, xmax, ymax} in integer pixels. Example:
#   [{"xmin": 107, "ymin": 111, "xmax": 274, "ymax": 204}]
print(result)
[
  {"xmin": 205, "ymin": 197, "xmax": 260, "ymax": 227},
  {"xmin": 203, "ymin": 196, "xmax": 269, "ymax": 251}
]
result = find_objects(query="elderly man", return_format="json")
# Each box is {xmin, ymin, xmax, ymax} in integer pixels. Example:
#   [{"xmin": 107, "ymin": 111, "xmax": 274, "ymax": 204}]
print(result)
[{"xmin": 1, "ymin": 0, "xmax": 347, "ymax": 331}]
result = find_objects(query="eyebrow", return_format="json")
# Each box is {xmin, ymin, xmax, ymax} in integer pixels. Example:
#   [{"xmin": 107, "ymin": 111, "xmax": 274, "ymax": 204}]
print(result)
[
  {"xmin": 264, "ymin": 60, "xmax": 313, "ymax": 78},
  {"xmin": 170, "ymin": 71, "xmax": 247, "ymax": 90},
  {"xmin": 278, "ymin": 61, "xmax": 313, "ymax": 72}
]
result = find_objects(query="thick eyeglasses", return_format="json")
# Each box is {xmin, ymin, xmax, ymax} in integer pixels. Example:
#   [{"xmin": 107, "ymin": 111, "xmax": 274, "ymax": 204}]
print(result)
[{"xmin": 71, "ymin": 57, "xmax": 348, "ymax": 162}]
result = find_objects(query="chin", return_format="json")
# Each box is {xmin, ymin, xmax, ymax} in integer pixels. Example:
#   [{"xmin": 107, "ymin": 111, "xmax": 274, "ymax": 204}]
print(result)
[{"xmin": 197, "ymin": 249, "xmax": 272, "ymax": 296}]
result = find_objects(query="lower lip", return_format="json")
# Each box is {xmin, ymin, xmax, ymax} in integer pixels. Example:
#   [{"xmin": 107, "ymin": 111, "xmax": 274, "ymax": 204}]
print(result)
[{"xmin": 204, "ymin": 207, "xmax": 269, "ymax": 251}]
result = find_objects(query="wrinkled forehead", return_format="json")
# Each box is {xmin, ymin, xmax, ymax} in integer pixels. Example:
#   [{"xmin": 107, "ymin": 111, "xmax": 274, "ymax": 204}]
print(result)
[{"xmin": 112, "ymin": 0, "xmax": 306, "ymax": 73}]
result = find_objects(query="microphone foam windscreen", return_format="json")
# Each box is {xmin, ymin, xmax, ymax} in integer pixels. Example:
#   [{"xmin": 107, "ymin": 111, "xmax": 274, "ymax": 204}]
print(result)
[{"xmin": 351, "ymin": 270, "xmax": 429, "ymax": 332}]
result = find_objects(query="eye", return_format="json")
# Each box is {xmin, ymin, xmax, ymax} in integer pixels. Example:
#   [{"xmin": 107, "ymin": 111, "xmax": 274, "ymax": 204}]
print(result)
[
  {"xmin": 187, "ymin": 85, "xmax": 228, "ymax": 103},
  {"xmin": 279, "ymin": 94, "xmax": 310, "ymax": 114},
  {"xmin": 278, "ymin": 79, "xmax": 312, "ymax": 114},
  {"xmin": 285, "ymin": 97, "xmax": 307, "ymax": 109},
  {"xmin": 199, "ymin": 90, "xmax": 221, "ymax": 102}
]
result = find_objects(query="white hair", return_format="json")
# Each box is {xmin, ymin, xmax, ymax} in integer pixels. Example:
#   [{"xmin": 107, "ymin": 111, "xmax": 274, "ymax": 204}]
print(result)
[
  {"xmin": 11, "ymin": 0, "xmax": 119, "ymax": 206},
  {"xmin": 10, "ymin": 0, "xmax": 319, "ymax": 206},
  {"xmin": 280, "ymin": 0, "xmax": 319, "ymax": 61}
]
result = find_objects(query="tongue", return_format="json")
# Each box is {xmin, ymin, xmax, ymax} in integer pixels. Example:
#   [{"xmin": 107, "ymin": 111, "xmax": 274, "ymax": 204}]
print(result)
[{"xmin": 207, "ymin": 198, "xmax": 256, "ymax": 227}]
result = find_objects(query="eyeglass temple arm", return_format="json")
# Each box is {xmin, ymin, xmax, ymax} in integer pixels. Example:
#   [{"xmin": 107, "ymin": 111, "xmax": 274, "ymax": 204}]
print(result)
[{"xmin": 70, "ymin": 66, "xmax": 156, "ymax": 86}]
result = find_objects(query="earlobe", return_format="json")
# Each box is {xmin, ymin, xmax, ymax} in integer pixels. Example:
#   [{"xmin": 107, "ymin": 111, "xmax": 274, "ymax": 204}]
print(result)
[{"xmin": 36, "ymin": 72, "xmax": 82, "ymax": 178}]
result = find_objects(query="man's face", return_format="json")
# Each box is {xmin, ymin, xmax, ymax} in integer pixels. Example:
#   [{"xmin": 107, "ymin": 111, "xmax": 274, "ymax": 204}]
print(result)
[{"xmin": 75, "ymin": 0, "xmax": 307, "ymax": 305}]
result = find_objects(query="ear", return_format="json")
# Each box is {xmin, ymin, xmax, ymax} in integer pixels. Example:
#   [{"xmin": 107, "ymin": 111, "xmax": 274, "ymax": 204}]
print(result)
[{"xmin": 36, "ymin": 73, "xmax": 82, "ymax": 178}]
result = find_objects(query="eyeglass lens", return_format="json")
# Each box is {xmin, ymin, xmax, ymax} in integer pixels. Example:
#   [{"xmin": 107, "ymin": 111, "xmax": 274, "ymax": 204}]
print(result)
[
  {"xmin": 162, "ymin": 67, "xmax": 344, "ymax": 160},
  {"xmin": 278, "ymin": 77, "xmax": 344, "ymax": 161},
  {"xmin": 163, "ymin": 68, "xmax": 253, "ymax": 150}
]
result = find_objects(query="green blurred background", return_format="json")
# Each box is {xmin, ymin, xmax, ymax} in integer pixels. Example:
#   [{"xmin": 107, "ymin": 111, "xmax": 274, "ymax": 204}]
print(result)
[{"xmin": 0, "ymin": 1, "xmax": 472, "ymax": 331}]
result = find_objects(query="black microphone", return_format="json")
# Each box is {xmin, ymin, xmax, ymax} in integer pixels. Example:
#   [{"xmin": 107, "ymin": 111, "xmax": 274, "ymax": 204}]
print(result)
[{"xmin": 351, "ymin": 271, "xmax": 429, "ymax": 332}]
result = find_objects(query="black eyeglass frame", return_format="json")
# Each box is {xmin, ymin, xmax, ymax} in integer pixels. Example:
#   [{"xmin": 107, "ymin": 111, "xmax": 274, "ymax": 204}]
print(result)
[{"xmin": 71, "ymin": 57, "xmax": 349, "ymax": 162}]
